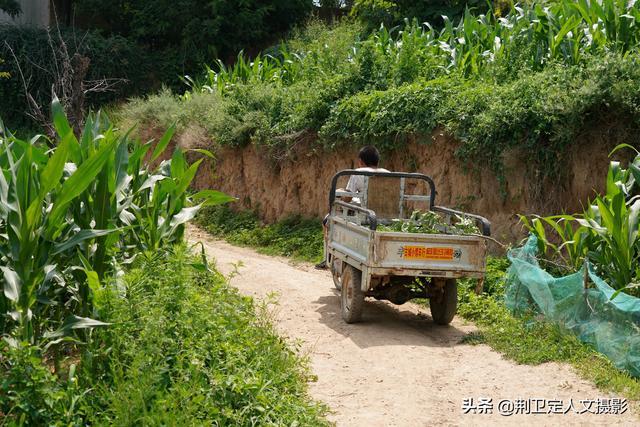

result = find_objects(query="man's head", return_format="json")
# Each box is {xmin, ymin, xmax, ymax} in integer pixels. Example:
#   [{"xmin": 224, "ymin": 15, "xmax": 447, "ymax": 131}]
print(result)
[{"xmin": 357, "ymin": 145, "xmax": 380, "ymax": 167}]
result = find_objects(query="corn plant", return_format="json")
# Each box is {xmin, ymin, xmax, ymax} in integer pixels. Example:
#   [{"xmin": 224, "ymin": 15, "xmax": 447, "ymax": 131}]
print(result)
[
  {"xmin": 199, "ymin": 50, "xmax": 305, "ymax": 94},
  {"xmin": 521, "ymin": 144, "xmax": 640, "ymax": 295},
  {"xmin": 519, "ymin": 214, "xmax": 592, "ymax": 271},
  {"xmin": 193, "ymin": 0, "xmax": 640, "ymax": 92},
  {"xmin": 0, "ymin": 99, "xmax": 233, "ymax": 345}
]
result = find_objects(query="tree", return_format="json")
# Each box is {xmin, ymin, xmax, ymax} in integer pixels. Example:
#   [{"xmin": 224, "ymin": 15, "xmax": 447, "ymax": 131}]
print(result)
[
  {"xmin": 352, "ymin": 0, "xmax": 488, "ymax": 30},
  {"xmin": 0, "ymin": 0, "xmax": 21, "ymax": 80},
  {"xmin": 72, "ymin": 0, "xmax": 313, "ymax": 68},
  {"xmin": 0, "ymin": 0, "xmax": 21, "ymax": 17}
]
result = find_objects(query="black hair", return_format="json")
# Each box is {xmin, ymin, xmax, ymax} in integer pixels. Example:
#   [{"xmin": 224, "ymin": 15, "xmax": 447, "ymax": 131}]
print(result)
[{"xmin": 358, "ymin": 145, "xmax": 380, "ymax": 167}]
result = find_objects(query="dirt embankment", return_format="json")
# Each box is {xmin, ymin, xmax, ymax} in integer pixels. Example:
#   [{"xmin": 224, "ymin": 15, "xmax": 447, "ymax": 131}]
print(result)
[{"xmin": 147, "ymin": 121, "xmax": 632, "ymax": 243}]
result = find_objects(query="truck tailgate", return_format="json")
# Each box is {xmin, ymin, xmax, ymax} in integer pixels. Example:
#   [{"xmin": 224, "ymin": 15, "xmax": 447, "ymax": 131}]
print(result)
[{"xmin": 373, "ymin": 232, "xmax": 486, "ymax": 277}]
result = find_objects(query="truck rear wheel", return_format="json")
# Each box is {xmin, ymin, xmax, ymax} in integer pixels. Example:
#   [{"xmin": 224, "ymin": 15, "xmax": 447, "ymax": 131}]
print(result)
[
  {"xmin": 429, "ymin": 279, "xmax": 457, "ymax": 325},
  {"xmin": 341, "ymin": 264, "xmax": 364, "ymax": 323},
  {"xmin": 331, "ymin": 257, "xmax": 343, "ymax": 291}
]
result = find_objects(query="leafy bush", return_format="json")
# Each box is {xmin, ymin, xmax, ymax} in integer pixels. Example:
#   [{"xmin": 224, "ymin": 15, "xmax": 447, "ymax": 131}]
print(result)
[
  {"xmin": 320, "ymin": 78, "xmax": 453, "ymax": 150},
  {"xmin": 0, "ymin": 341, "xmax": 82, "ymax": 424},
  {"xmin": 196, "ymin": 205, "xmax": 324, "ymax": 262},
  {"xmin": 351, "ymin": 0, "xmax": 489, "ymax": 31}
]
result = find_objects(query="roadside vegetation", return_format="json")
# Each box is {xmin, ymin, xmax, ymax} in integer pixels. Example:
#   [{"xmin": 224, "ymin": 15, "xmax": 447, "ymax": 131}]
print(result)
[
  {"xmin": 0, "ymin": 106, "xmax": 326, "ymax": 423},
  {"xmin": 521, "ymin": 145, "xmax": 640, "ymax": 296},
  {"xmin": 1, "ymin": 248, "xmax": 328, "ymax": 425},
  {"xmin": 196, "ymin": 205, "xmax": 324, "ymax": 263}
]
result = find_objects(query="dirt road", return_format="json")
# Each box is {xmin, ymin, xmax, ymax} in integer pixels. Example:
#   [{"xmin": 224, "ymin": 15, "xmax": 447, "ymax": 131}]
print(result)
[{"xmin": 188, "ymin": 226, "xmax": 637, "ymax": 426}]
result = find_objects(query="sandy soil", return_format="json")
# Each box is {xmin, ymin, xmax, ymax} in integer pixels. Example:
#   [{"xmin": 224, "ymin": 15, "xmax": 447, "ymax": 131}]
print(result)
[{"xmin": 188, "ymin": 225, "xmax": 638, "ymax": 426}]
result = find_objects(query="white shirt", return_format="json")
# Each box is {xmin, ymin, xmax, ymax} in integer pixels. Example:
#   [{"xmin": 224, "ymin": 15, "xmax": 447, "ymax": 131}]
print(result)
[{"xmin": 346, "ymin": 166, "xmax": 390, "ymax": 204}]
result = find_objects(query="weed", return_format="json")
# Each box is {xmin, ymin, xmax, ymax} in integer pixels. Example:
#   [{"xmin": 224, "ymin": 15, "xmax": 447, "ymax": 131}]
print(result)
[{"xmin": 196, "ymin": 205, "xmax": 324, "ymax": 263}]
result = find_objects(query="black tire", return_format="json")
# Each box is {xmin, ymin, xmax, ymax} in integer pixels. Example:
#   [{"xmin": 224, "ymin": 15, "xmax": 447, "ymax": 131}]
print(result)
[
  {"xmin": 331, "ymin": 257, "xmax": 343, "ymax": 291},
  {"xmin": 429, "ymin": 279, "xmax": 457, "ymax": 325},
  {"xmin": 341, "ymin": 264, "xmax": 364, "ymax": 323}
]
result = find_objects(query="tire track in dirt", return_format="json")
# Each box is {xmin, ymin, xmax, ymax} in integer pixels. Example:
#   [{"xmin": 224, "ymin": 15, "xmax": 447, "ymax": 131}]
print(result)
[{"xmin": 188, "ymin": 225, "xmax": 637, "ymax": 426}]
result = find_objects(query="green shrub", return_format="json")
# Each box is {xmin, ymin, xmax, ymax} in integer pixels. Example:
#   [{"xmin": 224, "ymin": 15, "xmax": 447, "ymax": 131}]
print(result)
[
  {"xmin": 196, "ymin": 206, "xmax": 324, "ymax": 262},
  {"xmin": 114, "ymin": 88, "xmax": 185, "ymax": 129},
  {"xmin": 350, "ymin": 0, "xmax": 398, "ymax": 31},
  {"xmin": 0, "ymin": 25, "xmax": 151, "ymax": 129},
  {"xmin": 320, "ymin": 78, "xmax": 454, "ymax": 150},
  {"xmin": 0, "ymin": 341, "xmax": 83, "ymax": 425},
  {"xmin": 351, "ymin": 0, "xmax": 489, "ymax": 32}
]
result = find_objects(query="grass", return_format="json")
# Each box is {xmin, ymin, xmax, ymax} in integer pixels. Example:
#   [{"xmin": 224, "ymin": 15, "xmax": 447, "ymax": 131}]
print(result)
[
  {"xmin": 459, "ymin": 290, "xmax": 640, "ymax": 404},
  {"xmin": 1, "ymin": 247, "xmax": 328, "ymax": 425},
  {"xmin": 457, "ymin": 262, "xmax": 640, "ymax": 406},
  {"xmin": 196, "ymin": 205, "xmax": 324, "ymax": 263},
  {"xmin": 194, "ymin": 207, "xmax": 640, "ymax": 406}
]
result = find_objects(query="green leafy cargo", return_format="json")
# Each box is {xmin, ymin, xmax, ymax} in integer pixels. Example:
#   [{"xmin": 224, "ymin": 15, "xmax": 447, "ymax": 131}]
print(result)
[{"xmin": 377, "ymin": 210, "xmax": 480, "ymax": 235}]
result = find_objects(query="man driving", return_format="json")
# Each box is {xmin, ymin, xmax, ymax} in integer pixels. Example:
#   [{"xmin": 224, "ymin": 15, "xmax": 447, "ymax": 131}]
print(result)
[{"xmin": 315, "ymin": 145, "xmax": 389, "ymax": 269}]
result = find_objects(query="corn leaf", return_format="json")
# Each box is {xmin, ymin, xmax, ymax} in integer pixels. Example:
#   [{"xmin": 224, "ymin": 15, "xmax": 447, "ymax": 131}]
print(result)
[
  {"xmin": 44, "ymin": 315, "xmax": 110, "ymax": 339},
  {"xmin": 151, "ymin": 123, "xmax": 176, "ymax": 162},
  {"xmin": 1, "ymin": 266, "xmax": 20, "ymax": 302}
]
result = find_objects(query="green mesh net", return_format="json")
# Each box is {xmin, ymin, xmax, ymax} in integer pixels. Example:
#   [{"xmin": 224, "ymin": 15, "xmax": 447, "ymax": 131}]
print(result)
[{"xmin": 505, "ymin": 236, "xmax": 640, "ymax": 377}]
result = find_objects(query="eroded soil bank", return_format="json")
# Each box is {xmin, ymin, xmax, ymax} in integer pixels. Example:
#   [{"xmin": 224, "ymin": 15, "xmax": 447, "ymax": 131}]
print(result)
[{"xmin": 152, "ymin": 122, "xmax": 632, "ymax": 243}]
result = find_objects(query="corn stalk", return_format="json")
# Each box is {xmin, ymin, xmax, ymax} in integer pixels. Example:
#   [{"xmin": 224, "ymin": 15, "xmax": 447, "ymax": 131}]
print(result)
[{"xmin": 0, "ymin": 99, "xmax": 233, "ymax": 345}]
